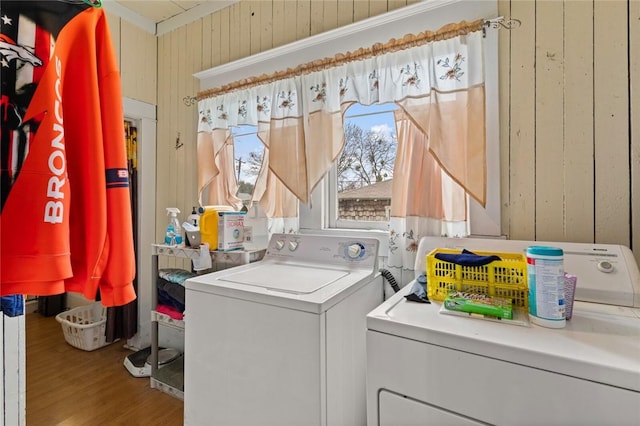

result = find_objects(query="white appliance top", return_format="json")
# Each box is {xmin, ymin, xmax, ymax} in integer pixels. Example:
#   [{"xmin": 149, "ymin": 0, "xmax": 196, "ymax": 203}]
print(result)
[
  {"xmin": 185, "ymin": 233, "xmax": 380, "ymax": 313},
  {"xmin": 411, "ymin": 237, "xmax": 640, "ymax": 307},
  {"xmin": 367, "ymin": 236, "xmax": 640, "ymax": 392}
]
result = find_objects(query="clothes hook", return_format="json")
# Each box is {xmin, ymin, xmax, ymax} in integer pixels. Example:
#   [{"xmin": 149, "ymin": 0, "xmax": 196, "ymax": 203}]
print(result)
[
  {"xmin": 183, "ymin": 96, "xmax": 197, "ymax": 107},
  {"xmin": 175, "ymin": 133, "xmax": 184, "ymax": 150}
]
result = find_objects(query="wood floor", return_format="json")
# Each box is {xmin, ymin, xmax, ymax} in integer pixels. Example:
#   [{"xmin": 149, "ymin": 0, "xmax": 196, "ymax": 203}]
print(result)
[{"xmin": 26, "ymin": 313, "xmax": 184, "ymax": 425}]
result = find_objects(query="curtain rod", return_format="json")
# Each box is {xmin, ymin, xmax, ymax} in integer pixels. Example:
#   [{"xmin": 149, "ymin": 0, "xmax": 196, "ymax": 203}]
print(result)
[{"xmin": 186, "ymin": 16, "xmax": 520, "ymax": 105}]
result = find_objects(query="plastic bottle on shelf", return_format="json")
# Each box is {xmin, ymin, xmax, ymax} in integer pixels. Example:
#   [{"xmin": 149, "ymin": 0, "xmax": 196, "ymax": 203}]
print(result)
[
  {"xmin": 199, "ymin": 205, "xmax": 234, "ymax": 249},
  {"xmin": 184, "ymin": 206, "xmax": 201, "ymax": 247},
  {"xmin": 187, "ymin": 206, "xmax": 200, "ymax": 227},
  {"xmin": 164, "ymin": 208, "xmax": 183, "ymax": 246}
]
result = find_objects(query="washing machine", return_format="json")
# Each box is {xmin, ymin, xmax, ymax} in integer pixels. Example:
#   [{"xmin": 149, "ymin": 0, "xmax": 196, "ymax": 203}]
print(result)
[
  {"xmin": 366, "ymin": 236, "xmax": 640, "ymax": 425},
  {"xmin": 184, "ymin": 233, "xmax": 383, "ymax": 426}
]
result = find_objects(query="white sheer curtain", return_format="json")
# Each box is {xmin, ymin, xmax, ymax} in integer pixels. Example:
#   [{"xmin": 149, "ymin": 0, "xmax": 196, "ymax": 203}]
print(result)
[{"xmin": 197, "ymin": 20, "xmax": 486, "ymax": 246}]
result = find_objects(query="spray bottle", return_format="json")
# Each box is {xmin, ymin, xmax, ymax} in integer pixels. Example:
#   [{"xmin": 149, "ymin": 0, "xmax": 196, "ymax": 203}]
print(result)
[{"xmin": 165, "ymin": 208, "xmax": 183, "ymax": 245}]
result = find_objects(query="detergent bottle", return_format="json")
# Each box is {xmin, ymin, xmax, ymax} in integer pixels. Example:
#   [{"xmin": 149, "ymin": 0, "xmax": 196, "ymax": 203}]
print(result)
[
  {"xmin": 184, "ymin": 206, "xmax": 200, "ymax": 247},
  {"xmin": 187, "ymin": 206, "xmax": 200, "ymax": 227},
  {"xmin": 164, "ymin": 208, "xmax": 183, "ymax": 245},
  {"xmin": 198, "ymin": 205, "xmax": 234, "ymax": 249}
]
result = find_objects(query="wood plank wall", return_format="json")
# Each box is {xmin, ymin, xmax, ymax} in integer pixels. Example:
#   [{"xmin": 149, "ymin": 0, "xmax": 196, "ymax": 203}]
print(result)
[
  {"xmin": 498, "ymin": 0, "xmax": 638, "ymax": 264},
  {"xmin": 632, "ymin": 0, "xmax": 640, "ymax": 265},
  {"xmin": 108, "ymin": 0, "xmax": 639, "ymax": 266}
]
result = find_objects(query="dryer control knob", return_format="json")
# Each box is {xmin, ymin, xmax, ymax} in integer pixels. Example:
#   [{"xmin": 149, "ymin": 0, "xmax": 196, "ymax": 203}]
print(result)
[
  {"xmin": 275, "ymin": 240, "xmax": 285, "ymax": 250},
  {"xmin": 288, "ymin": 241, "xmax": 299, "ymax": 251},
  {"xmin": 347, "ymin": 244, "xmax": 362, "ymax": 259},
  {"xmin": 597, "ymin": 260, "xmax": 614, "ymax": 273}
]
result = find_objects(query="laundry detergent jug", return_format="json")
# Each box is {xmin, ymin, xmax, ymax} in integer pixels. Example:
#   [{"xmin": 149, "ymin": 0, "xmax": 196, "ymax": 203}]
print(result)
[{"xmin": 198, "ymin": 205, "xmax": 234, "ymax": 249}]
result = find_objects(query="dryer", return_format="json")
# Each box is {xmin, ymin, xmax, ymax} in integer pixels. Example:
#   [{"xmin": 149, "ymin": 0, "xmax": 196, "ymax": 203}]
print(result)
[
  {"xmin": 366, "ymin": 237, "xmax": 640, "ymax": 425},
  {"xmin": 184, "ymin": 233, "xmax": 383, "ymax": 426}
]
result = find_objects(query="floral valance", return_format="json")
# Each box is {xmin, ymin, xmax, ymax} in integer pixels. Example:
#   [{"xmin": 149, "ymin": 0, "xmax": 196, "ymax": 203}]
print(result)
[{"xmin": 197, "ymin": 19, "xmax": 487, "ymax": 207}]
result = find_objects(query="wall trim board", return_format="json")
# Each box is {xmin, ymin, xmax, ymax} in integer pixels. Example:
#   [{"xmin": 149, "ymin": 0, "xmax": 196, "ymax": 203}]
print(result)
[{"xmin": 123, "ymin": 97, "xmax": 157, "ymax": 350}]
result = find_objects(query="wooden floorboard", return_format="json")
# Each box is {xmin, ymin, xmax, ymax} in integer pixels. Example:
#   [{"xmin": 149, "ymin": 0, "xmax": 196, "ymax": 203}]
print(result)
[{"xmin": 26, "ymin": 313, "xmax": 184, "ymax": 425}]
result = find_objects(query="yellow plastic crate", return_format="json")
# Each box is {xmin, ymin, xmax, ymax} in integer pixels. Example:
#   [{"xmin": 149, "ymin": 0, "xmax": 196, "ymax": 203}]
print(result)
[{"xmin": 426, "ymin": 248, "xmax": 529, "ymax": 310}]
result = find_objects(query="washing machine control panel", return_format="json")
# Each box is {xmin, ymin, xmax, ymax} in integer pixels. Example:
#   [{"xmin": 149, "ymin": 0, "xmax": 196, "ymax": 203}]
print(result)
[{"xmin": 266, "ymin": 233, "xmax": 379, "ymax": 268}]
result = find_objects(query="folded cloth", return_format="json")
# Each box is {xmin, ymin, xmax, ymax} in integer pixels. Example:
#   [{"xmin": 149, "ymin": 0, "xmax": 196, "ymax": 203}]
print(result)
[
  {"xmin": 156, "ymin": 304, "xmax": 184, "ymax": 320},
  {"xmin": 158, "ymin": 268, "xmax": 196, "ymax": 285},
  {"xmin": 434, "ymin": 249, "xmax": 501, "ymax": 266},
  {"xmin": 157, "ymin": 277, "xmax": 185, "ymax": 313},
  {"xmin": 1, "ymin": 295, "xmax": 24, "ymax": 317},
  {"xmin": 404, "ymin": 275, "xmax": 430, "ymax": 304}
]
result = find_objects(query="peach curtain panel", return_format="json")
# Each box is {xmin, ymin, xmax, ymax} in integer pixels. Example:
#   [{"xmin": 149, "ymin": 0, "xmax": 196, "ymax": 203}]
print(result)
[
  {"xmin": 196, "ymin": 127, "xmax": 242, "ymax": 210},
  {"xmin": 388, "ymin": 110, "xmax": 470, "ymax": 277},
  {"xmin": 196, "ymin": 20, "xmax": 486, "ymax": 226},
  {"xmin": 390, "ymin": 110, "xmax": 468, "ymax": 221},
  {"xmin": 251, "ymin": 145, "xmax": 299, "ymax": 233}
]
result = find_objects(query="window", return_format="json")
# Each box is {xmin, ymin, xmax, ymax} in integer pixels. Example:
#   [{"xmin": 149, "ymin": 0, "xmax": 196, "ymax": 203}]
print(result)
[
  {"xmin": 336, "ymin": 103, "xmax": 397, "ymax": 225},
  {"xmin": 232, "ymin": 125, "xmax": 263, "ymax": 209}
]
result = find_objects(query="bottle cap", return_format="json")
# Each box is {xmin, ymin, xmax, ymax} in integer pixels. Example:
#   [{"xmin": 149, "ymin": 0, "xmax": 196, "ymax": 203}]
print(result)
[{"xmin": 526, "ymin": 246, "xmax": 563, "ymax": 256}]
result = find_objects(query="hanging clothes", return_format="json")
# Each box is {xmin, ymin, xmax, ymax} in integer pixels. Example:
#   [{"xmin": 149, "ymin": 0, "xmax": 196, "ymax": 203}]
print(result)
[
  {"xmin": 104, "ymin": 121, "xmax": 139, "ymax": 342},
  {"xmin": 0, "ymin": 295, "xmax": 24, "ymax": 317},
  {"xmin": 0, "ymin": 1, "xmax": 136, "ymax": 307}
]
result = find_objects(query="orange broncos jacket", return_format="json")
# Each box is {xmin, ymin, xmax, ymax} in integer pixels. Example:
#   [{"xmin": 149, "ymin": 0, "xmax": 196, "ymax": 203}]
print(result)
[{"xmin": 0, "ymin": 2, "xmax": 136, "ymax": 307}]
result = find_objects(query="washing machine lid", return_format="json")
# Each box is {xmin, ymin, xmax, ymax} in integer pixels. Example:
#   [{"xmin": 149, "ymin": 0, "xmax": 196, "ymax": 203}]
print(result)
[
  {"xmin": 217, "ymin": 262, "xmax": 349, "ymax": 294},
  {"xmin": 367, "ymin": 286, "xmax": 640, "ymax": 392},
  {"xmin": 186, "ymin": 260, "xmax": 376, "ymax": 313}
]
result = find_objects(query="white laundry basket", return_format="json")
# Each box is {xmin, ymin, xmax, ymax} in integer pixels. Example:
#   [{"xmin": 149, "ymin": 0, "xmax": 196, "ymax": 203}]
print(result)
[{"xmin": 55, "ymin": 302, "xmax": 109, "ymax": 351}]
